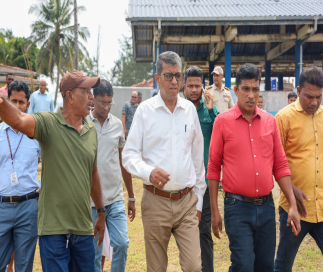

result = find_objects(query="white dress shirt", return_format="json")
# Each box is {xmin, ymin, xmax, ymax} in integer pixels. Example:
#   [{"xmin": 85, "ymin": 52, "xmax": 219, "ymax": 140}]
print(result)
[{"xmin": 122, "ymin": 92, "xmax": 206, "ymax": 211}]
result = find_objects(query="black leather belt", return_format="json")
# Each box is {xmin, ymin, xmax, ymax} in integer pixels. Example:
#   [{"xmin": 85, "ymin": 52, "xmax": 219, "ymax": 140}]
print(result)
[
  {"xmin": 0, "ymin": 191, "xmax": 39, "ymax": 204},
  {"xmin": 225, "ymin": 192, "xmax": 272, "ymax": 206}
]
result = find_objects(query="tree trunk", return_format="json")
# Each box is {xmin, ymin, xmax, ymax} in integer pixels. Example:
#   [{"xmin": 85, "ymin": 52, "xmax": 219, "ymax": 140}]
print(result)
[
  {"xmin": 74, "ymin": 0, "xmax": 78, "ymax": 70},
  {"xmin": 54, "ymin": 43, "xmax": 61, "ymax": 106}
]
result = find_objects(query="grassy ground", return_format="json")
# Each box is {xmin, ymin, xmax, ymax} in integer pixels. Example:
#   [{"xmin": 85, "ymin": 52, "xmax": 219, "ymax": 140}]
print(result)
[{"xmin": 31, "ymin": 178, "xmax": 322, "ymax": 271}]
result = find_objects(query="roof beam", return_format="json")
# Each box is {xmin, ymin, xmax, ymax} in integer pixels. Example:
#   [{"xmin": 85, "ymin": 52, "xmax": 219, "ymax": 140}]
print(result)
[
  {"xmin": 284, "ymin": 63, "xmax": 293, "ymax": 72},
  {"xmin": 225, "ymin": 26, "xmax": 237, "ymax": 42},
  {"xmin": 297, "ymin": 24, "xmax": 314, "ymax": 40},
  {"xmin": 161, "ymin": 33, "xmax": 323, "ymax": 44},
  {"xmin": 266, "ymin": 40, "xmax": 296, "ymax": 61}
]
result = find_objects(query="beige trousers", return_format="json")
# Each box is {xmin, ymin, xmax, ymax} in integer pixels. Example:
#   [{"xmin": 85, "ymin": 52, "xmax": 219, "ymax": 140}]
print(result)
[{"xmin": 141, "ymin": 188, "xmax": 202, "ymax": 272}]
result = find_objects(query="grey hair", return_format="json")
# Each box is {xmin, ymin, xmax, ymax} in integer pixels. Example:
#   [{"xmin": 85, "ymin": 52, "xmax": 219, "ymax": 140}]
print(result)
[{"xmin": 156, "ymin": 51, "xmax": 182, "ymax": 74}]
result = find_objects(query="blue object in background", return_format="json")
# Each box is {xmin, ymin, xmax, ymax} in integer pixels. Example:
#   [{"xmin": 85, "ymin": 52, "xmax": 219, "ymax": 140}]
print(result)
[{"xmin": 272, "ymin": 79, "xmax": 277, "ymax": 91}]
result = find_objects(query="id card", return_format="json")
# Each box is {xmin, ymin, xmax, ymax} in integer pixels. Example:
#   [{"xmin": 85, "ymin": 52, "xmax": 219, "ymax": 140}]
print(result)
[{"xmin": 10, "ymin": 172, "xmax": 19, "ymax": 187}]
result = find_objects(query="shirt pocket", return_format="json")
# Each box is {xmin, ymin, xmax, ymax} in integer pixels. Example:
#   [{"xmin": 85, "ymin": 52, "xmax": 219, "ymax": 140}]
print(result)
[
  {"xmin": 181, "ymin": 124, "xmax": 194, "ymax": 151},
  {"xmin": 261, "ymin": 134, "xmax": 274, "ymax": 158}
]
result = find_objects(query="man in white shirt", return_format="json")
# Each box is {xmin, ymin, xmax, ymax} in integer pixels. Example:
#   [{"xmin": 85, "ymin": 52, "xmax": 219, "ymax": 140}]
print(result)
[{"xmin": 122, "ymin": 51, "xmax": 206, "ymax": 272}]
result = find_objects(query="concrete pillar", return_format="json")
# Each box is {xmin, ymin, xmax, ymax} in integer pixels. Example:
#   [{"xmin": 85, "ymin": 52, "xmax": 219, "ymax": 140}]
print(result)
[
  {"xmin": 225, "ymin": 41, "xmax": 232, "ymax": 88},
  {"xmin": 265, "ymin": 61, "xmax": 271, "ymax": 91},
  {"xmin": 153, "ymin": 41, "xmax": 158, "ymax": 89},
  {"xmin": 278, "ymin": 73, "xmax": 284, "ymax": 90},
  {"xmin": 295, "ymin": 40, "xmax": 301, "ymax": 88},
  {"xmin": 202, "ymin": 74, "xmax": 206, "ymax": 86},
  {"xmin": 209, "ymin": 61, "xmax": 214, "ymax": 85}
]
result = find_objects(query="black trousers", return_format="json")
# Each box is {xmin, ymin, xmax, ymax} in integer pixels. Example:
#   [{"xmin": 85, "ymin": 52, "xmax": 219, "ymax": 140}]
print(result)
[{"xmin": 199, "ymin": 187, "xmax": 214, "ymax": 272}]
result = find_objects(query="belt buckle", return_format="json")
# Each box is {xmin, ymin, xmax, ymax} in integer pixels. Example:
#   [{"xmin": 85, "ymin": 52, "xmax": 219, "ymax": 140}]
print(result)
[
  {"xmin": 169, "ymin": 192, "xmax": 173, "ymax": 199},
  {"xmin": 10, "ymin": 196, "xmax": 17, "ymax": 204},
  {"xmin": 253, "ymin": 198, "xmax": 263, "ymax": 206}
]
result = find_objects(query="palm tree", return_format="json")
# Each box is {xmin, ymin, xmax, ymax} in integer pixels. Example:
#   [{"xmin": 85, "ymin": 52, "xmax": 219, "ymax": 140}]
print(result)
[{"xmin": 29, "ymin": 0, "xmax": 89, "ymax": 105}]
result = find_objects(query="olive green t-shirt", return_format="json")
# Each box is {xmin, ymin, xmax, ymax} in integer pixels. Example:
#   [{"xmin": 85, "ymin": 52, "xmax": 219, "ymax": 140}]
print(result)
[{"xmin": 31, "ymin": 107, "xmax": 97, "ymax": 236}]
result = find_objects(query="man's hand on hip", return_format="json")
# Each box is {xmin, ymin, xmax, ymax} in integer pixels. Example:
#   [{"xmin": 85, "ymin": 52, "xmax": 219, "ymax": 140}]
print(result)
[
  {"xmin": 94, "ymin": 212, "xmax": 105, "ymax": 247},
  {"xmin": 149, "ymin": 168, "xmax": 170, "ymax": 189},
  {"xmin": 211, "ymin": 210, "xmax": 222, "ymax": 239}
]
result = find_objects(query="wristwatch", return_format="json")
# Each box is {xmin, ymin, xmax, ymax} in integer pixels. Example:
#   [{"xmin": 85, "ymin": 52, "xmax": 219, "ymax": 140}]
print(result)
[
  {"xmin": 128, "ymin": 196, "xmax": 136, "ymax": 202},
  {"xmin": 96, "ymin": 207, "xmax": 106, "ymax": 214}
]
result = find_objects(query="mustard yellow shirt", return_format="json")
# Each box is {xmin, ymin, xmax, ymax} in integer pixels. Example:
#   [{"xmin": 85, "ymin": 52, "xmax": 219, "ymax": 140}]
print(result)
[{"xmin": 275, "ymin": 99, "xmax": 323, "ymax": 223}]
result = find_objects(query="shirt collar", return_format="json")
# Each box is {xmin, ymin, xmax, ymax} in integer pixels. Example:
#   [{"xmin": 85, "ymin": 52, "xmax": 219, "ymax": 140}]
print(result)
[
  {"xmin": 55, "ymin": 107, "xmax": 92, "ymax": 128},
  {"xmin": 37, "ymin": 90, "xmax": 47, "ymax": 95},
  {"xmin": 234, "ymin": 102, "xmax": 261, "ymax": 120},
  {"xmin": 294, "ymin": 98, "xmax": 323, "ymax": 115},
  {"xmin": 88, "ymin": 110, "xmax": 110, "ymax": 123},
  {"xmin": 154, "ymin": 91, "xmax": 186, "ymax": 110},
  {"xmin": 1, "ymin": 122, "xmax": 21, "ymax": 134}
]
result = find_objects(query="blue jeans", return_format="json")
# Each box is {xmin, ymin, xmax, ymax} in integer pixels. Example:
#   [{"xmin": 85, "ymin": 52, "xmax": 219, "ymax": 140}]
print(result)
[
  {"xmin": 91, "ymin": 200, "xmax": 129, "ymax": 272},
  {"xmin": 39, "ymin": 234, "xmax": 95, "ymax": 272},
  {"xmin": 0, "ymin": 198, "xmax": 38, "ymax": 272},
  {"xmin": 224, "ymin": 196, "xmax": 276, "ymax": 272},
  {"xmin": 274, "ymin": 207, "xmax": 323, "ymax": 272}
]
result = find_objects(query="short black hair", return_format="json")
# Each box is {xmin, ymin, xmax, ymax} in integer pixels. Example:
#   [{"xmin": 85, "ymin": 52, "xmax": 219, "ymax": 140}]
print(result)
[
  {"xmin": 287, "ymin": 92, "xmax": 297, "ymax": 100},
  {"xmin": 6, "ymin": 73, "xmax": 14, "ymax": 78},
  {"xmin": 184, "ymin": 66, "xmax": 203, "ymax": 83},
  {"xmin": 259, "ymin": 95, "xmax": 263, "ymax": 98},
  {"xmin": 138, "ymin": 92, "xmax": 142, "ymax": 97},
  {"xmin": 8, "ymin": 81, "xmax": 31, "ymax": 101},
  {"xmin": 236, "ymin": 63, "xmax": 261, "ymax": 87},
  {"xmin": 299, "ymin": 66, "xmax": 323, "ymax": 89},
  {"xmin": 93, "ymin": 79, "xmax": 114, "ymax": 97}
]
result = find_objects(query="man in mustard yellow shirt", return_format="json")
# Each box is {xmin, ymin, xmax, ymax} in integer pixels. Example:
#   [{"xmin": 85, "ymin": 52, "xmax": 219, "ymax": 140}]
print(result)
[{"xmin": 274, "ymin": 66, "xmax": 323, "ymax": 271}]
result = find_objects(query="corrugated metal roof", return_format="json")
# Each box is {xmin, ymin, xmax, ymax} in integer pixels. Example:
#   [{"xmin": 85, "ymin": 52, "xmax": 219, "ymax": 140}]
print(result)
[{"xmin": 127, "ymin": 0, "xmax": 323, "ymax": 20}]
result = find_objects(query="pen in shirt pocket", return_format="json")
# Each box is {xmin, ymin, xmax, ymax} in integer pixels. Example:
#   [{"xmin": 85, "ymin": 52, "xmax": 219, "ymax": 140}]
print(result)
[{"xmin": 185, "ymin": 124, "xmax": 187, "ymax": 132}]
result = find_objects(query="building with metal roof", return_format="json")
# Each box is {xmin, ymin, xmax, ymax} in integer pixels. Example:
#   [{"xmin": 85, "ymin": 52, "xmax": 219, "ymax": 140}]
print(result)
[{"xmin": 126, "ymin": 0, "xmax": 323, "ymax": 89}]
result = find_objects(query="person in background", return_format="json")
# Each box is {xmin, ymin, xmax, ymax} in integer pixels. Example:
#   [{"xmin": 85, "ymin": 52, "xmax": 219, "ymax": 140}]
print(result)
[
  {"xmin": 288, "ymin": 91, "xmax": 298, "ymax": 104},
  {"xmin": 274, "ymin": 66, "xmax": 323, "ymax": 271},
  {"xmin": 88, "ymin": 79, "xmax": 135, "ymax": 272},
  {"xmin": 206, "ymin": 66, "xmax": 234, "ymax": 113},
  {"xmin": 0, "ymin": 81, "xmax": 40, "ymax": 272},
  {"xmin": 208, "ymin": 63, "xmax": 300, "ymax": 272},
  {"xmin": 257, "ymin": 95, "xmax": 264, "ymax": 109},
  {"xmin": 122, "ymin": 51, "xmax": 206, "ymax": 272},
  {"xmin": 121, "ymin": 91, "xmax": 138, "ymax": 138},
  {"xmin": 28, "ymin": 80, "xmax": 54, "ymax": 113},
  {"xmin": 0, "ymin": 73, "xmax": 14, "ymax": 97},
  {"xmin": 137, "ymin": 92, "xmax": 142, "ymax": 104},
  {"xmin": 0, "ymin": 70, "xmax": 105, "ymax": 271},
  {"xmin": 183, "ymin": 66, "xmax": 219, "ymax": 272}
]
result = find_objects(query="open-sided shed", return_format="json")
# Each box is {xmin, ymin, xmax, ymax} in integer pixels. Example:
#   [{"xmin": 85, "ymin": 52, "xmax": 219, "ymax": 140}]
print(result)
[{"xmin": 126, "ymin": 0, "xmax": 323, "ymax": 90}]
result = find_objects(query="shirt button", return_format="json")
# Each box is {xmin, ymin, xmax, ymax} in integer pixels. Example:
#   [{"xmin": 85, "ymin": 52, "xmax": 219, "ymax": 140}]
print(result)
[
  {"xmin": 256, "ymin": 189, "xmax": 258, "ymax": 192},
  {"xmin": 316, "ymin": 185, "xmax": 318, "ymax": 187},
  {"xmin": 254, "ymin": 155, "xmax": 256, "ymax": 157},
  {"xmin": 316, "ymin": 198, "xmax": 318, "ymax": 201},
  {"xmin": 251, "ymin": 139, "xmax": 254, "ymax": 141},
  {"xmin": 317, "ymin": 144, "xmax": 318, "ymax": 146},
  {"xmin": 256, "ymin": 173, "xmax": 259, "ymax": 175},
  {"xmin": 317, "ymin": 171, "xmax": 319, "ymax": 173},
  {"xmin": 249, "ymin": 124, "xmax": 251, "ymax": 126}
]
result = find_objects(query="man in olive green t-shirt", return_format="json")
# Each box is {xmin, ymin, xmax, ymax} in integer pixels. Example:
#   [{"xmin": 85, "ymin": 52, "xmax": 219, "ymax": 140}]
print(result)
[{"xmin": 0, "ymin": 70, "xmax": 106, "ymax": 272}]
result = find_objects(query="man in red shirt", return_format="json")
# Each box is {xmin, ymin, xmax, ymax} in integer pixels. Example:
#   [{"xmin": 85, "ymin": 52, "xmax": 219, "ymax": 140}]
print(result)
[
  {"xmin": 207, "ymin": 63, "xmax": 300, "ymax": 272},
  {"xmin": 0, "ymin": 73, "xmax": 14, "ymax": 97}
]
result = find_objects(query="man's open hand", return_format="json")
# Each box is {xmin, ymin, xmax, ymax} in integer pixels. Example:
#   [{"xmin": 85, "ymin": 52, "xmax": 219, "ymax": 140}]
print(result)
[
  {"xmin": 128, "ymin": 201, "xmax": 136, "ymax": 222},
  {"xmin": 94, "ymin": 212, "xmax": 105, "ymax": 247},
  {"xmin": 293, "ymin": 185, "xmax": 310, "ymax": 218},
  {"xmin": 149, "ymin": 168, "xmax": 170, "ymax": 189},
  {"xmin": 212, "ymin": 210, "xmax": 222, "ymax": 239}
]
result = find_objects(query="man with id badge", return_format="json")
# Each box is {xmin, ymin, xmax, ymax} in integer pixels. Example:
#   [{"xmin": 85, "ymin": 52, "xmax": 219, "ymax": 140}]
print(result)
[{"xmin": 0, "ymin": 81, "xmax": 40, "ymax": 272}]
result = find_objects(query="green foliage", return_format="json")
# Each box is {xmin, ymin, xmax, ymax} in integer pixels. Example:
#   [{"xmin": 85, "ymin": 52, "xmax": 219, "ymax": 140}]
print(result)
[
  {"xmin": 107, "ymin": 35, "xmax": 153, "ymax": 86},
  {"xmin": 29, "ymin": 0, "xmax": 89, "ymax": 104},
  {"xmin": 0, "ymin": 29, "xmax": 39, "ymax": 71}
]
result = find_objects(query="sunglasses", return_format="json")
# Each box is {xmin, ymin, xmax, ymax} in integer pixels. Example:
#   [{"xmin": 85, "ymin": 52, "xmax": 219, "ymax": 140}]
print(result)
[
  {"xmin": 98, "ymin": 99, "xmax": 115, "ymax": 109},
  {"xmin": 132, "ymin": 96, "xmax": 138, "ymax": 98},
  {"xmin": 160, "ymin": 73, "xmax": 183, "ymax": 82}
]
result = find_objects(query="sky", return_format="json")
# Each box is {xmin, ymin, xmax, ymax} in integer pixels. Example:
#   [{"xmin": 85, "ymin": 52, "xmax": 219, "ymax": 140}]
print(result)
[{"xmin": 0, "ymin": 0, "xmax": 131, "ymax": 103}]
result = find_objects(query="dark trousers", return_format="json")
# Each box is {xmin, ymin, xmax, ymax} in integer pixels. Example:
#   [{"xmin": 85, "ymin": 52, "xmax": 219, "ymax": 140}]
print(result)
[
  {"xmin": 199, "ymin": 187, "xmax": 214, "ymax": 272},
  {"xmin": 274, "ymin": 207, "xmax": 323, "ymax": 272},
  {"xmin": 224, "ymin": 196, "xmax": 276, "ymax": 272}
]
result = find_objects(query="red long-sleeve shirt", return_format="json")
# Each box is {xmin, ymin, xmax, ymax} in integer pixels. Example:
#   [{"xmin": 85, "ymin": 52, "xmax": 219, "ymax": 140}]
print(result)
[{"xmin": 207, "ymin": 103, "xmax": 291, "ymax": 197}]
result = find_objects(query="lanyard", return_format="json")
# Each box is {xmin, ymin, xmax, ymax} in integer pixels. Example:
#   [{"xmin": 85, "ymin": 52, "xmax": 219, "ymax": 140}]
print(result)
[{"xmin": 6, "ymin": 130, "xmax": 24, "ymax": 172}]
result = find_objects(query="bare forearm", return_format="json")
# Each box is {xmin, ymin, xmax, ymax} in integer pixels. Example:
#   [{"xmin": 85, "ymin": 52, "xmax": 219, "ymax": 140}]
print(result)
[
  {"xmin": 209, "ymin": 179, "xmax": 220, "ymax": 213},
  {"xmin": 91, "ymin": 167, "xmax": 104, "ymax": 209},
  {"xmin": 122, "ymin": 168, "xmax": 134, "ymax": 198},
  {"xmin": 277, "ymin": 176, "xmax": 297, "ymax": 207},
  {"xmin": 0, "ymin": 95, "xmax": 35, "ymax": 137},
  {"xmin": 121, "ymin": 115, "xmax": 126, "ymax": 130}
]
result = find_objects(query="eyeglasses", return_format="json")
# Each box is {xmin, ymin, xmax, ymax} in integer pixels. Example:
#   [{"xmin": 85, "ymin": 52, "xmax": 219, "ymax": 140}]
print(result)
[
  {"xmin": 132, "ymin": 96, "xmax": 138, "ymax": 99},
  {"xmin": 98, "ymin": 99, "xmax": 115, "ymax": 108},
  {"xmin": 160, "ymin": 73, "xmax": 183, "ymax": 82}
]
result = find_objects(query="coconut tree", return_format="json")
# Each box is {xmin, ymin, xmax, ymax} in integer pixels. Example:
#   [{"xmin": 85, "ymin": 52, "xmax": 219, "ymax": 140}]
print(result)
[{"xmin": 29, "ymin": 0, "xmax": 89, "ymax": 105}]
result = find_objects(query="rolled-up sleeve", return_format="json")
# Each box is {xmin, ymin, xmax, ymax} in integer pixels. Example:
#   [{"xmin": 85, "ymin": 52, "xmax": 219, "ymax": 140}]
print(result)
[
  {"xmin": 191, "ymin": 111, "xmax": 206, "ymax": 211},
  {"xmin": 207, "ymin": 116, "xmax": 224, "ymax": 181},
  {"xmin": 272, "ymin": 120, "xmax": 291, "ymax": 180},
  {"xmin": 122, "ymin": 107, "xmax": 155, "ymax": 182}
]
